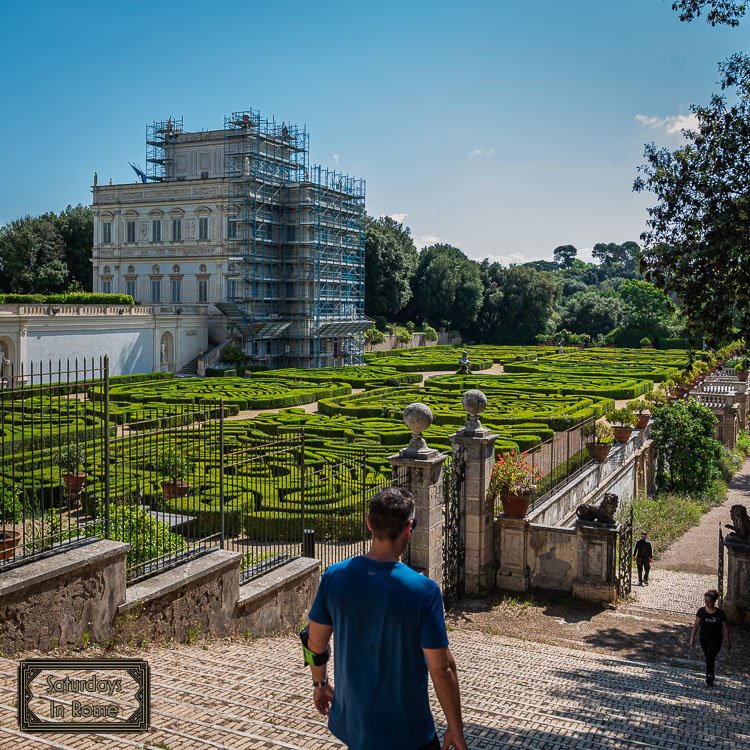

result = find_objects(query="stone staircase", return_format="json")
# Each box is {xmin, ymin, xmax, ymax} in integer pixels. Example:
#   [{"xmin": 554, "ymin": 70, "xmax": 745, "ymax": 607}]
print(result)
[
  {"xmin": 176, "ymin": 354, "xmax": 200, "ymax": 377},
  {"xmin": 2, "ymin": 629, "xmax": 747, "ymax": 749}
]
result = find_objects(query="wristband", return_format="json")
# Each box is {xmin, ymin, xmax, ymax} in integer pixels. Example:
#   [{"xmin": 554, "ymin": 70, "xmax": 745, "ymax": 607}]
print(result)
[
  {"xmin": 299, "ymin": 625, "xmax": 331, "ymax": 667},
  {"xmin": 313, "ymin": 678, "xmax": 329, "ymax": 688}
]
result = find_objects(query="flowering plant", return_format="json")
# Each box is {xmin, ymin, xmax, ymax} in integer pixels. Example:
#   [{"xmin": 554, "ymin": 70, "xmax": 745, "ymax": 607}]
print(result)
[{"xmin": 487, "ymin": 449, "xmax": 541, "ymax": 499}]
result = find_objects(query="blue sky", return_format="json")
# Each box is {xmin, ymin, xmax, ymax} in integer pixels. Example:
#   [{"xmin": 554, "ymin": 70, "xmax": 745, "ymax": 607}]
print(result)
[{"xmin": 1, "ymin": 1, "xmax": 747, "ymax": 263}]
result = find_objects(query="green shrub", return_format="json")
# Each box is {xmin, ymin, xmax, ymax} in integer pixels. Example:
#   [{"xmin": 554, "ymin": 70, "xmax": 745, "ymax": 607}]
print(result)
[
  {"xmin": 107, "ymin": 503, "xmax": 185, "ymax": 565},
  {"xmin": 423, "ymin": 325, "xmax": 438, "ymax": 342},
  {"xmin": 364, "ymin": 327, "xmax": 386, "ymax": 345},
  {"xmin": 0, "ymin": 293, "xmax": 135, "ymax": 305},
  {"xmin": 221, "ymin": 346, "xmax": 246, "ymax": 364},
  {"xmin": 0, "ymin": 482, "xmax": 24, "ymax": 523}
]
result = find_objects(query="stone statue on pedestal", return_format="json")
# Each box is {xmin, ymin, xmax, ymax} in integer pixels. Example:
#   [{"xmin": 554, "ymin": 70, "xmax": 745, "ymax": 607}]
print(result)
[
  {"xmin": 457, "ymin": 350, "xmax": 472, "ymax": 375},
  {"xmin": 726, "ymin": 504, "xmax": 750, "ymax": 540},
  {"xmin": 576, "ymin": 493, "xmax": 619, "ymax": 526}
]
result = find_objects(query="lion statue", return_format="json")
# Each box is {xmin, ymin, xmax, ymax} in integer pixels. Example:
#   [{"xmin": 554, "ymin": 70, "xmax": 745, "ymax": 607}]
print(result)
[
  {"xmin": 725, "ymin": 504, "xmax": 750, "ymax": 540},
  {"xmin": 576, "ymin": 493, "xmax": 619, "ymax": 525}
]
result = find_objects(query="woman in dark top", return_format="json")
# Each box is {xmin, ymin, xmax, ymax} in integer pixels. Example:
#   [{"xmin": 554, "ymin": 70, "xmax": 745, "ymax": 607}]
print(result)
[{"xmin": 689, "ymin": 589, "xmax": 731, "ymax": 686}]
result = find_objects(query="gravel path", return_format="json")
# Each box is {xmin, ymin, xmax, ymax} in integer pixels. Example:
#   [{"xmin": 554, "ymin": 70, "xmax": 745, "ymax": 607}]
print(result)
[{"xmin": 656, "ymin": 456, "xmax": 750, "ymax": 575}]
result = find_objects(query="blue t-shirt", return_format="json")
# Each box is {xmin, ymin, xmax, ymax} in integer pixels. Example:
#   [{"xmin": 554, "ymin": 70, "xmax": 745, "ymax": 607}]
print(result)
[{"xmin": 309, "ymin": 555, "xmax": 449, "ymax": 750}]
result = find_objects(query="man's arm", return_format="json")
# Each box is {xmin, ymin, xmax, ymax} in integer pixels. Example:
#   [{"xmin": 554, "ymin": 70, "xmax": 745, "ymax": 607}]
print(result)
[
  {"xmin": 307, "ymin": 620, "xmax": 334, "ymax": 716},
  {"xmin": 424, "ymin": 647, "xmax": 467, "ymax": 750},
  {"xmin": 689, "ymin": 616, "xmax": 700, "ymax": 647}
]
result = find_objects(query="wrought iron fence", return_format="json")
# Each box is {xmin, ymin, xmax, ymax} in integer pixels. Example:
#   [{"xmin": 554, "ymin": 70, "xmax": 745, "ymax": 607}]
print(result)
[
  {"xmin": 0, "ymin": 357, "xmax": 397, "ymax": 584},
  {"xmin": 0, "ymin": 358, "xmax": 108, "ymax": 570},
  {"xmin": 525, "ymin": 417, "xmax": 595, "ymax": 513}
]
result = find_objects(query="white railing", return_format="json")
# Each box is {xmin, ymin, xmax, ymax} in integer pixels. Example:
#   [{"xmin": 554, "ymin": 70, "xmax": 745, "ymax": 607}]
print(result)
[{"xmin": 0, "ymin": 304, "xmax": 155, "ymax": 316}]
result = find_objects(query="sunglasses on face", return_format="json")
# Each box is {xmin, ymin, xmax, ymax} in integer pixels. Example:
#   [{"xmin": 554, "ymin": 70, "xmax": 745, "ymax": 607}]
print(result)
[{"xmin": 408, "ymin": 516, "xmax": 417, "ymax": 530}]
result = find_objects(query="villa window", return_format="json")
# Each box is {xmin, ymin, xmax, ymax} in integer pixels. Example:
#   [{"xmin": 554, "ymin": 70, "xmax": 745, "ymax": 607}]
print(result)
[
  {"xmin": 152, "ymin": 220, "xmax": 162, "ymax": 242},
  {"xmin": 126, "ymin": 221, "xmax": 136, "ymax": 243},
  {"xmin": 102, "ymin": 222, "xmax": 112, "ymax": 244},
  {"xmin": 198, "ymin": 217, "xmax": 209, "ymax": 240},
  {"xmin": 172, "ymin": 218, "xmax": 182, "ymax": 242},
  {"xmin": 151, "ymin": 279, "xmax": 162, "ymax": 303}
]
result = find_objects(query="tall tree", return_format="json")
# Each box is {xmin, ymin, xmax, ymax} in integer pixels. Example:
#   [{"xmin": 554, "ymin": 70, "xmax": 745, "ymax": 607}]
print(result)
[
  {"xmin": 53, "ymin": 204, "xmax": 94, "ymax": 291},
  {"xmin": 552, "ymin": 244, "xmax": 578, "ymax": 268},
  {"xmin": 364, "ymin": 216, "xmax": 418, "ymax": 318},
  {"xmin": 635, "ymin": 54, "xmax": 750, "ymax": 341},
  {"xmin": 558, "ymin": 290, "xmax": 624, "ymax": 338},
  {"xmin": 0, "ymin": 216, "xmax": 68, "ymax": 294},
  {"xmin": 472, "ymin": 263, "xmax": 560, "ymax": 344},
  {"xmin": 591, "ymin": 241, "xmax": 641, "ymax": 277},
  {"xmin": 408, "ymin": 244, "xmax": 483, "ymax": 330}
]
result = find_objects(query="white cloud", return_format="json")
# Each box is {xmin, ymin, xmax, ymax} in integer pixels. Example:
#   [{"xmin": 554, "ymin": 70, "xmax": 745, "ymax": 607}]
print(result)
[
  {"xmin": 468, "ymin": 147, "xmax": 495, "ymax": 158},
  {"xmin": 332, "ymin": 153, "xmax": 341, "ymax": 164},
  {"xmin": 482, "ymin": 251, "xmax": 527, "ymax": 266},
  {"xmin": 634, "ymin": 113, "xmax": 698, "ymax": 136},
  {"xmin": 385, "ymin": 212, "xmax": 409, "ymax": 223},
  {"xmin": 417, "ymin": 234, "xmax": 442, "ymax": 248}
]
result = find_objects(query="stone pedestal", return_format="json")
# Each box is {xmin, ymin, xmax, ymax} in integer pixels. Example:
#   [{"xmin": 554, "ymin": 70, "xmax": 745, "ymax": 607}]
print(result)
[
  {"xmin": 724, "ymin": 536, "xmax": 750, "ymax": 625},
  {"xmin": 494, "ymin": 516, "xmax": 528, "ymax": 592},
  {"xmin": 449, "ymin": 428, "xmax": 497, "ymax": 595},
  {"xmin": 572, "ymin": 523, "xmax": 618, "ymax": 603},
  {"xmin": 388, "ymin": 452, "xmax": 447, "ymax": 586}
]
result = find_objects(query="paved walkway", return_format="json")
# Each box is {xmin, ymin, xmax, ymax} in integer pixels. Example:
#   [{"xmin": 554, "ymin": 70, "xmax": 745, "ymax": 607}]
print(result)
[
  {"xmin": 1, "ymin": 629, "xmax": 748, "ymax": 749},
  {"xmin": 631, "ymin": 569, "xmax": 717, "ymax": 615}
]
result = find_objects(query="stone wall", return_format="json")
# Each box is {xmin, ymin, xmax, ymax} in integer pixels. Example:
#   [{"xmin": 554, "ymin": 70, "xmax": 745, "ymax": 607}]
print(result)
[{"xmin": 0, "ymin": 542, "xmax": 319, "ymax": 654}]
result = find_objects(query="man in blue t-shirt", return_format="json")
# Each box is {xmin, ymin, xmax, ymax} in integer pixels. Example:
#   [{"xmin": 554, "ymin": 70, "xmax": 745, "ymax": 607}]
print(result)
[{"xmin": 305, "ymin": 487, "xmax": 467, "ymax": 750}]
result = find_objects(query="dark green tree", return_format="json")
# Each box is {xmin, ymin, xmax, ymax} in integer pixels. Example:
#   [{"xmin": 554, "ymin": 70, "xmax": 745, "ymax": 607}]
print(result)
[
  {"xmin": 472, "ymin": 263, "xmax": 560, "ymax": 344},
  {"xmin": 552, "ymin": 244, "xmax": 578, "ymax": 268},
  {"xmin": 408, "ymin": 244, "xmax": 483, "ymax": 331},
  {"xmin": 53, "ymin": 204, "xmax": 94, "ymax": 291},
  {"xmin": 558, "ymin": 290, "xmax": 624, "ymax": 338},
  {"xmin": 635, "ymin": 54, "xmax": 750, "ymax": 342},
  {"xmin": 364, "ymin": 216, "xmax": 418, "ymax": 318},
  {"xmin": 651, "ymin": 399, "xmax": 722, "ymax": 493},
  {"xmin": 671, "ymin": 0, "xmax": 746, "ymax": 26},
  {"xmin": 0, "ymin": 216, "xmax": 68, "ymax": 294},
  {"xmin": 591, "ymin": 241, "xmax": 641, "ymax": 277}
]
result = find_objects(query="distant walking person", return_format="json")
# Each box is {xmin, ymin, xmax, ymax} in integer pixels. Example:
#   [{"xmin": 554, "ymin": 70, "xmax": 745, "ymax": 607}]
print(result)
[
  {"xmin": 633, "ymin": 531, "xmax": 653, "ymax": 585},
  {"xmin": 690, "ymin": 589, "xmax": 731, "ymax": 686}
]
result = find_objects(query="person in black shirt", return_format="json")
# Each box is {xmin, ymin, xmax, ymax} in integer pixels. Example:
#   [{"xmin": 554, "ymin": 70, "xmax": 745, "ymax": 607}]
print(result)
[
  {"xmin": 633, "ymin": 532, "xmax": 653, "ymax": 585},
  {"xmin": 690, "ymin": 589, "xmax": 731, "ymax": 686}
]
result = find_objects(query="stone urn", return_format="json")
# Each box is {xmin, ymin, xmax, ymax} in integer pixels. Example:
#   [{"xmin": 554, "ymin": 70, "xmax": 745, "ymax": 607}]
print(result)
[
  {"xmin": 737, "ymin": 370, "xmax": 749, "ymax": 382},
  {"xmin": 500, "ymin": 491, "xmax": 532, "ymax": 519},
  {"xmin": 587, "ymin": 442, "xmax": 612, "ymax": 462},
  {"xmin": 0, "ymin": 529, "xmax": 21, "ymax": 561}
]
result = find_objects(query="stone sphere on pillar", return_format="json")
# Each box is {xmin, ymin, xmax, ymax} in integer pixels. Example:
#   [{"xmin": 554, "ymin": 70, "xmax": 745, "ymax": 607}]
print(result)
[
  {"xmin": 403, "ymin": 402, "xmax": 434, "ymax": 434},
  {"xmin": 462, "ymin": 389, "xmax": 488, "ymax": 434}
]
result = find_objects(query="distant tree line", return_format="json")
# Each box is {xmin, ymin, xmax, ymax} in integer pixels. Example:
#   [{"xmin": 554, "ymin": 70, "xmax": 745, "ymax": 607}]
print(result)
[{"xmin": 365, "ymin": 216, "xmax": 684, "ymax": 346}]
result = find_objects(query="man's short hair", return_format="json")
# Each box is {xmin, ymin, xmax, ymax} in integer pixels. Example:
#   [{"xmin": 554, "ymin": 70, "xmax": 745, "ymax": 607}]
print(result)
[{"xmin": 368, "ymin": 487, "xmax": 415, "ymax": 541}]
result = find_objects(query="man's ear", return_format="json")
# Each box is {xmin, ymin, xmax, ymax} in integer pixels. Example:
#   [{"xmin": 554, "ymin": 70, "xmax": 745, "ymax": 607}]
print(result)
[{"xmin": 365, "ymin": 514, "xmax": 373, "ymax": 532}]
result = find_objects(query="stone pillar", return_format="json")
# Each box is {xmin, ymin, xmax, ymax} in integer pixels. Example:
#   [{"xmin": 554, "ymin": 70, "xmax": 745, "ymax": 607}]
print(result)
[
  {"xmin": 388, "ymin": 403, "xmax": 447, "ymax": 586},
  {"xmin": 723, "ymin": 536, "xmax": 750, "ymax": 625},
  {"xmin": 572, "ymin": 523, "xmax": 618, "ymax": 603},
  {"xmin": 494, "ymin": 516, "xmax": 528, "ymax": 592},
  {"xmin": 449, "ymin": 390, "xmax": 497, "ymax": 596}
]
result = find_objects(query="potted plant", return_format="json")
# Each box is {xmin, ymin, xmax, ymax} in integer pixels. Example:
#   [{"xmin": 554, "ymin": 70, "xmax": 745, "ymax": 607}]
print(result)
[
  {"xmin": 56, "ymin": 443, "xmax": 88, "ymax": 504},
  {"xmin": 607, "ymin": 405, "xmax": 638, "ymax": 443},
  {"xmin": 487, "ymin": 449, "xmax": 541, "ymax": 519},
  {"xmin": 156, "ymin": 450, "xmax": 191, "ymax": 499},
  {"xmin": 0, "ymin": 482, "xmax": 22, "ymax": 560},
  {"xmin": 736, "ymin": 355, "xmax": 750, "ymax": 381},
  {"xmin": 583, "ymin": 422, "xmax": 614, "ymax": 462},
  {"xmin": 640, "ymin": 336, "xmax": 653, "ymax": 349},
  {"xmin": 627, "ymin": 399, "xmax": 651, "ymax": 430}
]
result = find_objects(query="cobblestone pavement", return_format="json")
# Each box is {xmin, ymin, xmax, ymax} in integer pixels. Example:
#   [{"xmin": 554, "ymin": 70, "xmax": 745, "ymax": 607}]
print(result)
[
  {"xmin": 1, "ymin": 629, "xmax": 748, "ymax": 750},
  {"xmin": 630, "ymin": 568, "xmax": 718, "ymax": 615}
]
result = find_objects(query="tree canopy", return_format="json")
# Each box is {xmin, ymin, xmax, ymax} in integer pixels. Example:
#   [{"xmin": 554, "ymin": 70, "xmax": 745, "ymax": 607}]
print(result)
[
  {"xmin": 670, "ymin": 0, "xmax": 746, "ymax": 26},
  {"xmin": 364, "ymin": 215, "xmax": 418, "ymax": 318},
  {"xmin": 558, "ymin": 290, "xmax": 624, "ymax": 338},
  {"xmin": 552, "ymin": 244, "xmax": 577, "ymax": 268},
  {"xmin": 408, "ymin": 244, "xmax": 483, "ymax": 329},
  {"xmin": 635, "ymin": 54, "xmax": 750, "ymax": 342}
]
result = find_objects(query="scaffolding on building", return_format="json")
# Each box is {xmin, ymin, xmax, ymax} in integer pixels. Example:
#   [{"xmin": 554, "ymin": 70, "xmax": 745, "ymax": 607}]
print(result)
[
  {"xmin": 222, "ymin": 108, "xmax": 368, "ymax": 369},
  {"xmin": 146, "ymin": 117, "xmax": 184, "ymax": 182}
]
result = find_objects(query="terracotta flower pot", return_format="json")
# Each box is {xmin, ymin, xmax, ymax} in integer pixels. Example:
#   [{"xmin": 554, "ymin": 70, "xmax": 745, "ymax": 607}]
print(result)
[
  {"xmin": 636, "ymin": 413, "xmax": 650, "ymax": 430},
  {"xmin": 612, "ymin": 426, "xmax": 633, "ymax": 444},
  {"xmin": 0, "ymin": 530, "xmax": 21, "ymax": 561},
  {"xmin": 587, "ymin": 442, "xmax": 612, "ymax": 462},
  {"xmin": 499, "ymin": 492, "xmax": 532, "ymax": 519},
  {"xmin": 162, "ymin": 480, "xmax": 190, "ymax": 500},
  {"xmin": 62, "ymin": 472, "xmax": 87, "ymax": 502}
]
